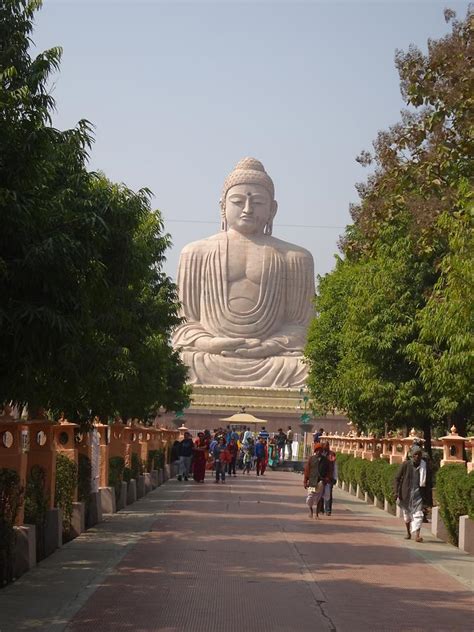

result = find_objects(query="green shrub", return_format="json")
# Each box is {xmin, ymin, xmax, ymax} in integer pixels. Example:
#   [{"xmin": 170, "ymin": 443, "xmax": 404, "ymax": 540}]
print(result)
[
  {"xmin": 147, "ymin": 449, "xmax": 164, "ymax": 472},
  {"xmin": 335, "ymin": 453, "xmax": 352, "ymax": 483},
  {"xmin": 131, "ymin": 453, "xmax": 144, "ymax": 480},
  {"xmin": 78, "ymin": 454, "xmax": 91, "ymax": 506},
  {"xmin": 24, "ymin": 464, "xmax": 48, "ymax": 561},
  {"xmin": 435, "ymin": 465, "xmax": 474, "ymax": 545},
  {"xmin": 366, "ymin": 459, "xmax": 389, "ymax": 501},
  {"xmin": 337, "ymin": 454, "xmax": 400, "ymax": 506},
  {"xmin": 0, "ymin": 469, "xmax": 24, "ymax": 587},
  {"xmin": 55, "ymin": 454, "xmax": 78, "ymax": 538},
  {"xmin": 122, "ymin": 467, "xmax": 132, "ymax": 483},
  {"xmin": 380, "ymin": 463, "xmax": 400, "ymax": 506},
  {"xmin": 108, "ymin": 456, "xmax": 125, "ymax": 503},
  {"xmin": 353, "ymin": 459, "xmax": 371, "ymax": 493}
]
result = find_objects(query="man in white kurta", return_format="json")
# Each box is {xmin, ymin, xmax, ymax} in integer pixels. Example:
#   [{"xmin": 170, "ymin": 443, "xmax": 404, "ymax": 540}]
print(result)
[{"xmin": 172, "ymin": 158, "xmax": 315, "ymax": 388}]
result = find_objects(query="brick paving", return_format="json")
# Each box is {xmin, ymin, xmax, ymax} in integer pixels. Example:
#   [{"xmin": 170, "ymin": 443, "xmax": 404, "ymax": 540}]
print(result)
[{"xmin": 63, "ymin": 471, "xmax": 472, "ymax": 632}]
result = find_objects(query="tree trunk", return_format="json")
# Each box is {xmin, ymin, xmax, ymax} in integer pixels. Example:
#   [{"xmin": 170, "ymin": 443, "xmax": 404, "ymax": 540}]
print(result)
[{"xmin": 422, "ymin": 419, "xmax": 432, "ymax": 459}]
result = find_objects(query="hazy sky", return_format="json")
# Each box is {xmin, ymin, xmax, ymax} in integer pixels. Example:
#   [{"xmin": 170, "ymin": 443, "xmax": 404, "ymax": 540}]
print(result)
[{"xmin": 32, "ymin": 1, "xmax": 468, "ymax": 282}]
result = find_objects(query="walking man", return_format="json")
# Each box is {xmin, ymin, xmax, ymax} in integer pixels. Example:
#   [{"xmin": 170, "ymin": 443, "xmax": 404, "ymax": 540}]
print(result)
[
  {"xmin": 227, "ymin": 438, "xmax": 238, "ymax": 476},
  {"xmin": 255, "ymin": 437, "xmax": 267, "ymax": 476},
  {"xmin": 276, "ymin": 428, "xmax": 287, "ymax": 461},
  {"xmin": 321, "ymin": 441, "xmax": 337, "ymax": 516},
  {"xmin": 394, "ymin": 447, "xmax": 433, "ymax": 542},
  {"xmin": 213, "ymin": 437, "xmax": 230, "ymax": 483},
  {"xmin": 177, "ymin": 431, "xmax": 194, "ymax": 481},
  {"xmin": 303, "ymin": 444, "xmax": 329, "ymax": 518}
]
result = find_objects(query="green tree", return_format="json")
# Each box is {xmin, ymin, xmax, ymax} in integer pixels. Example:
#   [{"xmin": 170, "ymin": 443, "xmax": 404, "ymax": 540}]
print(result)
[
  {"xmin": 0, "ymin": 1, "xmax": 189, "ymax": 421},
  {"xmin": 305, "ymin": 256, "xmax": 354, "ymax": 415},
  {"xmin": 408, "ymin": 205, "xmax": 474, "ymax": 436},
  {"xmin": 305, "ymin": 8, "xmax": 473, "ymax": 441}
]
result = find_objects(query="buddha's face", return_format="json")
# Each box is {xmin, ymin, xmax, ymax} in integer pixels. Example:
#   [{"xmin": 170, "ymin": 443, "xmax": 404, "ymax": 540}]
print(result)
[{"xmin": 224, "ymin": 183, "xmax": 277, "ymax": 235}]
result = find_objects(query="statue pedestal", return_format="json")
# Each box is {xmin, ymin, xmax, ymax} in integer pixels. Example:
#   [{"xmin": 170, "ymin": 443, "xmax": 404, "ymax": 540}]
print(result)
[{"xmin": 162, "ymin": 385, "xmax": 348, "ymax": 435}]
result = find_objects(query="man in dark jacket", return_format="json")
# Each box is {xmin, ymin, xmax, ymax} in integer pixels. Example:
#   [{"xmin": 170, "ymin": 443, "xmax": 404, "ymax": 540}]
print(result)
[
  {"xmin": 177, "ymin": 431, "xmax": 194, "ymax": 481},
  {"xmin": 303, "ymin": 444, "xmax": 329, "ymax": 519},
  {"xmin": 394, "ymin": 447, "xmax": 433, "ymax": 542}
]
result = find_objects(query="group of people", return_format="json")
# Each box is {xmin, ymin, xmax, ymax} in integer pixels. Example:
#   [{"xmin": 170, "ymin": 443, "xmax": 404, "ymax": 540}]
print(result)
[
  {"xmin": 173, "ymin": 425, "xmax": 433, "ymax": 544},
  {"xmin": 172, "ymin": 425, "xmax": 294, "ymax": 484},
  {"xmin": 302, "ymin": 435, "xmax": 433, "ymax": 543}
]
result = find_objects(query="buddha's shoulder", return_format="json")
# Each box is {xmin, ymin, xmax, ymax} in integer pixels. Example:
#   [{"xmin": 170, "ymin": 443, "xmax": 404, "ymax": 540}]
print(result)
[
  {"xmin": 267, "ymin": 236, "xmax": 313, "ymax": 262},
  {"xmin": 179, "ymin": 233, "xmax": 223, "ymax": 257}
]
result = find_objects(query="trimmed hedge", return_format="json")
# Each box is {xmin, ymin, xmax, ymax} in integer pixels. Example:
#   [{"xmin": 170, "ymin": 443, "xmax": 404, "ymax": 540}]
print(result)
[
  {"xmin": 435, "ymin": 464, "xmax": 474, "ymax": 545},
  {"xmin": 108, "ymin": 456, "xmax": 125, "ymax": 503},
  {"xmin": 336, "ymin": 453, "xmax": 399, "ymax": 505},
  {"xmin": 337, "ymin": 454, "xmax": 474, "ymax": 546},
  {"xmin": 55, "ymin": 454, "xmax": 78, "ymax": 538},
  {"xmin": 147, "ymin": 448, "xmax": 165, "ymax": 472}
]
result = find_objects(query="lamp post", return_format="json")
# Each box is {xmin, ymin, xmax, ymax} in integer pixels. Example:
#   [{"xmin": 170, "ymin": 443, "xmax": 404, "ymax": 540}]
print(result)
[{"xmin": 297, "ymin": 388, "xmax": 313, "ymax": 459}]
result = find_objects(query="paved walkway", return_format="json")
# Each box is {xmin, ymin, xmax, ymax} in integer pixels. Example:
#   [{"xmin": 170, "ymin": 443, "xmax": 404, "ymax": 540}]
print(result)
[{"xmin": 1, "ymin": 471, "xmax": 472, "ymax": 632}]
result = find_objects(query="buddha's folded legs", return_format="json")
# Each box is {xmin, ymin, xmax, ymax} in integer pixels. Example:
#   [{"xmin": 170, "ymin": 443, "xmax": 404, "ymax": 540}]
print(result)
[{"xmin": 181, "ymin": 351, "xmax": 308, "ymax": 388}]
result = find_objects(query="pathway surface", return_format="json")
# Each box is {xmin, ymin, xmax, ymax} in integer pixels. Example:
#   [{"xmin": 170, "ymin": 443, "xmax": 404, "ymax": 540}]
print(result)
[{"xmin": 1, "ymin": 471, "xmax": 472, "ymax": 632}]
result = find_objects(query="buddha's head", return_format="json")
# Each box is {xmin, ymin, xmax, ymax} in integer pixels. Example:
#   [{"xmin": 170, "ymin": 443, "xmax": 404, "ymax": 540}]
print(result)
[{"xmin": 220, "ymin": 157, "xmax": 278, "ymax": 236}]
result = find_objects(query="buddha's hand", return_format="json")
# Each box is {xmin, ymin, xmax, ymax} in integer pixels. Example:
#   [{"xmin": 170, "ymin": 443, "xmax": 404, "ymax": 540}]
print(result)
[
  {"xmin": 221, "ymin": 339, "xmax": 261, "ymax": 357},
  {"xmin": 232, "ymin": 340, "xmax": 285, "ymax": 358},
  {"xmin": 194, "ymin": 336, "xmax": 247, "ymax": 354}
]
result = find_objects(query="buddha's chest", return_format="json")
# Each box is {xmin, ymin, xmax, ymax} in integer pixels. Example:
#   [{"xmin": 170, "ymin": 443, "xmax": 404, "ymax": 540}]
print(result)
[
  {"xmin": 226, "ymin": 242, "xmax": 266, "ymax": 284},
  {"xmin": 225, "ymin": 242, "xmax": 277, "ymax": 312}
]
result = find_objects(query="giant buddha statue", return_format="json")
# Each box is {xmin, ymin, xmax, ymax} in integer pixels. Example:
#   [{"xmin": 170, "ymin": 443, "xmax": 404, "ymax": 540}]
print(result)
[{"xmin": 172, "ymin": 158, "xmax": 315, "ymax": 388}]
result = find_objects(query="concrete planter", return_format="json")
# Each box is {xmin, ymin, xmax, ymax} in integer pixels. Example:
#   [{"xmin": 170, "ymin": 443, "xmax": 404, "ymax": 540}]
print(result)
[
  {"xmin": 137, "ymin": 474, "xmax": 145, "ymax": 498},
  {"xmin": 158, "ymin": 469, "xmax": 164, "ymax": 486},
  {"xmin": 458, "ymin": 515, "xmax": 474, "ymax": 554},
  {"xmin": 343, "ymin": 480, "xmax": 350, "ymax": 492},
  {"xmin": 116, "ymin": 482, "xmax": 127, "ymax": 510},
  {"xmin": 99, "ymin": 486, "xmax": 116, "ymax": 514},
  {"xmin": 350, "ymin": 482, "xmax": 357, "ymax": 496},
  {"xmin": 364, "ymin": 492, "xmax": 373, "ymax": 504},
  {"xmin": 356, "ymin": 484, "xmax": 365, "ymax": 500},
  {"xmin": 44, "ymin": 508, "xmax": 62, "ymax": 557},
  {"xmin": 144, "ymin": 472, "xmax": 153, "ymax": 494},
  {"xmin": 13, "ymin": 524, "xmax": 36, "ymax": 579},
  {"xmin": 373, "ymin": 496, "xmax": 384, "ymax": 510},
  {"xmin": 127, "ymin": 479, "xmax": 137, "ymax": 505},
  {"xmin": 384, "ymin": 499, "xmax": 396, "ymax": 515},
  {"xmin": 70, "ymin": 502, "xmax": 85, "ymax": 539},
  {"xmin": 151, "ymin": 470, "xmax": 158, "ymax": 488},
  {"xmin": 87, "ymin": 491, "xmax": 103, "ymax": 527},
  {"xmin": 431, "ymin": 506, "xmax": 449, "ymax": 541},
  {"xmin": 164, "ymin": 463, "xmax": 171, "ymax": 481}
]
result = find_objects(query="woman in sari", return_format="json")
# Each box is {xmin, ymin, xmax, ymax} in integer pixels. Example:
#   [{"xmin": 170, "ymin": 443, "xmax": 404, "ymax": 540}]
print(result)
[{"xmin": 193, "ymin": 432, "xmax": 208, "ymax": 483}]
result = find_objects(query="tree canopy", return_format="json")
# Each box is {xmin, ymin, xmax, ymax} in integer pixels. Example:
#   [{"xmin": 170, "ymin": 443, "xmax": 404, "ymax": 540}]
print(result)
[
  {"xmin": 305, "ymin": 8, "xmax": 473, "ymax": 441},
  {"xmin": 0, "ymin": 0, "xmax": 190, "ymax": 423}
]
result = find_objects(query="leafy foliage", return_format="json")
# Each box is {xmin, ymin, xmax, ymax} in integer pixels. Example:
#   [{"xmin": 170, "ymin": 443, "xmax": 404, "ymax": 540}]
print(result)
[
  {"xmin": 305, "ymin": 9, "xmax": 473, "ymax": 440},
  {"xmin": 147, "ymin": 448, "xmax": 165, "ymax": 472},
  {"xmin": 0, "ymin": 1, "xmax": 190, "ymax": 422},
  {"xmin": 54, "ymin": 454, "xmax": 77, "ymax": 537},
  {"xmin": 131, "ymin": 453, "xmax": 144, "ymax": 480},
  {"xmin": 108, "ymin": 456, "xmax": 125, "ymax": 503},
  {"xmin": 435, "ymin": 464, "xmax": 474, "ymax": 544},
  {"xmin": 0, "ymin": 469, "xmax": 23, "ymax": 587},
  {"xmin": 24, "ymin": 464, "xmax": 48, "ymax": 561}
]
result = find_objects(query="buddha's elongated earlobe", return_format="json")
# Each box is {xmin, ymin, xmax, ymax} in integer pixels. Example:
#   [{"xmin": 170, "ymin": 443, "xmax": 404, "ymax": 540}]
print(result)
[
  {"xmin": 264, "ymin": 220, "xmax": 273, "ymax": 236},
  {"xmin": 220, "ymin": 198, "xmax": 227, "ymax": 232}
]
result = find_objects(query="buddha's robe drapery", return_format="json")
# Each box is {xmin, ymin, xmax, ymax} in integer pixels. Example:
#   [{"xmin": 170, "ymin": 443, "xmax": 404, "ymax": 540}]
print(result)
[{"xmin": 172, "ymin": 233, "xmax": 314, "ymax": 388}]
